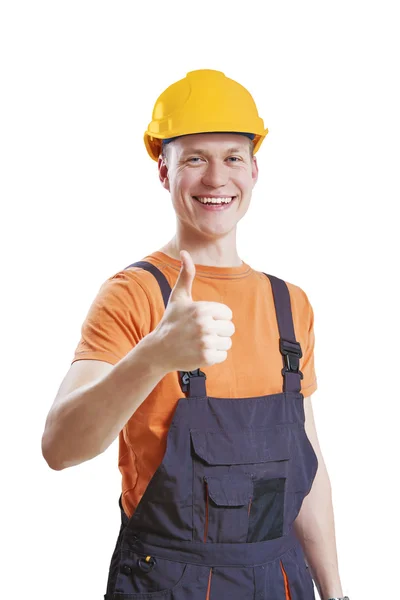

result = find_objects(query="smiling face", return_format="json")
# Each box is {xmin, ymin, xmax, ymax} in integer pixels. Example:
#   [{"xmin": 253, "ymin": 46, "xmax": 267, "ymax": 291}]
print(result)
[{"xmin": 158, "ymin": 132, "xmax": 259, "ymax": 238}]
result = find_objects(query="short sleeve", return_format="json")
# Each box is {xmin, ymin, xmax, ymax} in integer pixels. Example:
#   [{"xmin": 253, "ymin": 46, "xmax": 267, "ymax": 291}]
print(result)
[
  {"xmin": 71, "ymin": 269, "xmax": 152, "ymax": 366},
  {"xmin": 299, "ymin": 292, "xmax": 318, "ymax": 397}
]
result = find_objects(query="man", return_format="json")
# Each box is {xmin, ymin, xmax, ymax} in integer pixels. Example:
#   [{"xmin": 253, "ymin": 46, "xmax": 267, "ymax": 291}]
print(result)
[{"xmin": 42, "ymin": 69, "xmax": 348, "ymax": 600}]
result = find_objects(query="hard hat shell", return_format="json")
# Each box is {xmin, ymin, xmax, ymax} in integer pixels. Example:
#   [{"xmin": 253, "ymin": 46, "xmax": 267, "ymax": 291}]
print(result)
[{"xmin": 144, "ymin": 69, "xmax": 269, "ymax": 162}]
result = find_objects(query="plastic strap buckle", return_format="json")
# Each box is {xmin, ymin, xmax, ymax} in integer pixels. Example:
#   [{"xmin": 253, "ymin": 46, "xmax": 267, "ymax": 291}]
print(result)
[
  {"xmin": 180, "ymin": 369, "xmax": 207, "ymax": 392},
  {"xmin": 279, "ymin": 338, "xmax": 303, "ymax": 378}
]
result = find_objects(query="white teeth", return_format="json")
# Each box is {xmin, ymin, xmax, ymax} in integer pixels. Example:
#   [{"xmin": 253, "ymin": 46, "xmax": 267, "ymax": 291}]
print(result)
[{"xmin": 195, "ymin": 196, "xmax": 233, "ymax": 204}]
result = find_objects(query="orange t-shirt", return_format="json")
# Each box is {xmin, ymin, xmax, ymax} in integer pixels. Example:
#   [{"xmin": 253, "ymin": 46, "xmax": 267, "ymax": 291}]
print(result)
[{"xmin": 71, "ymin": 251, "xmax": 318, "ymax": 518}]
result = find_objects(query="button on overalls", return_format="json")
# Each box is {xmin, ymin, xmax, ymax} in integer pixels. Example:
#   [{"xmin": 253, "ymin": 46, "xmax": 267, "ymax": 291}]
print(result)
[{"xmin": 104, "ymin": 262, "xmax": 319, "ymax": 600}]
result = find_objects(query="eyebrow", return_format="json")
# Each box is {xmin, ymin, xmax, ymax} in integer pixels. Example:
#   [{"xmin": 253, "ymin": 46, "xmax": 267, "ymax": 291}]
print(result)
[{"xmin": 181, "ymin": 146, "xmax": 246, "ymax": 156}]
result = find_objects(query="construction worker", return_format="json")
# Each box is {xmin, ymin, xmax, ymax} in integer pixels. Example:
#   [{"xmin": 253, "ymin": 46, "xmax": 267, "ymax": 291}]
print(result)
[{"xmin": 42, "ymin": 69, "xmax": 348, "ymax": 600}]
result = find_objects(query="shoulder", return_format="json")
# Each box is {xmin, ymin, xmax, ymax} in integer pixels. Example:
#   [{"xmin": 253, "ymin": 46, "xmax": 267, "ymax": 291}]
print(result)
[
  {"xmin": 286, "ymin": 280, "xmax": 313, "ymax": 314},
  {"xmin": 93, "ymin": 261, "xmax": 171, "ymax": 332},
  {"xmin": 252, "ymin": 270, "xmax": 313, "ymax": 314},
  {"xmin": 98, "ymin": 260, "xmax": 167, "ymax": 303},
  {"xmin": 84, "ymin": 266, "xmax": 157, "ymax": 332}
]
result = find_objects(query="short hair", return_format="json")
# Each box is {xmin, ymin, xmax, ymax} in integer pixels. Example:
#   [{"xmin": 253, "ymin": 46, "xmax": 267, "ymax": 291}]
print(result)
[{"xmin": 161, "ymin": 135, "xmax": 254, "ymax": 165}]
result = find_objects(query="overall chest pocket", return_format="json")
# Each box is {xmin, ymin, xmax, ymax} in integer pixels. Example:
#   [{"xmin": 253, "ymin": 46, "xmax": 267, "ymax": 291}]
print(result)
[{"xmin": 190, "ymin": 426, "xmax": 291, "ymax": 543}]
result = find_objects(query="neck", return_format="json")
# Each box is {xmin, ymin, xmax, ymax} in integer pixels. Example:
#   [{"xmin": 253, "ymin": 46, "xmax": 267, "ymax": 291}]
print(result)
[{"xmin": 159, "ymin": 237, "xmax": 242, "ymax": 268}]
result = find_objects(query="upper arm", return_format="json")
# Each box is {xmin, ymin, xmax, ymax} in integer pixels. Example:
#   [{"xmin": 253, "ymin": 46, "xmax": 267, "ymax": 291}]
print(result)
[
  {"xmin": 287, "ymin": 283, "xmax": 318, "ymax": 398},
  {"xmin": 71, "ymin": 269, "xmax": 152, "ymax": 366},
  {"xmin": 303, "ymin": 394, "xmax": 325, "ymax": 468}
]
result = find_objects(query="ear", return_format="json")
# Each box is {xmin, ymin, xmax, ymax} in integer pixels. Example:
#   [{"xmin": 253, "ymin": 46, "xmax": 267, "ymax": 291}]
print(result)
[
  {"xmin": 251, "ymin": 156, "xmax": 259, "ymax": 188},
  {"xmin": 158, "ymin": 156, "xmax": 170, "ymax": 191}
]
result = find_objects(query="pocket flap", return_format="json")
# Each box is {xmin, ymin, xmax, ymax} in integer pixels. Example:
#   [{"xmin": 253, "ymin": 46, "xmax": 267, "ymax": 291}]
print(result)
[
  {"xmin": 190, "ymin": 427, "xmax": 290, "ymax": 465},
  {"xmin": 205, "ymin": 474, "xmax": 253, "ymax": 506}
]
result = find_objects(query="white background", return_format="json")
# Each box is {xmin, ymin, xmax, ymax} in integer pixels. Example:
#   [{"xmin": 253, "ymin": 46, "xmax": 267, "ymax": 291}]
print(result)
[{"xmin": 1, "ymin": 1, "xmax": 398, "ymax": 598}]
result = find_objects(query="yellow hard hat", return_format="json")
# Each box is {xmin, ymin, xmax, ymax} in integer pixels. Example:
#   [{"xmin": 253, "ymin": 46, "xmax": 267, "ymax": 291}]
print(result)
[{"xmin": 144, "ymin": 69, "xmax": 269, "ymax": 162}]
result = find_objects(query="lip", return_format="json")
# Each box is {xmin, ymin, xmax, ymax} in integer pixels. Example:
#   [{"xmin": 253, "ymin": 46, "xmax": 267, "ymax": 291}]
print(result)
[{"xmin": 192, "ymin": 196, "xmax": 236, "ymax": 211}]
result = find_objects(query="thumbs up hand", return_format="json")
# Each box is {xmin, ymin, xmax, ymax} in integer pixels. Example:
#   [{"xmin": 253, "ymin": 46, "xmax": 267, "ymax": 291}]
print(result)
[{"xmin": 151, "ymin": 250, "xmax": 235, "ymax": 374}]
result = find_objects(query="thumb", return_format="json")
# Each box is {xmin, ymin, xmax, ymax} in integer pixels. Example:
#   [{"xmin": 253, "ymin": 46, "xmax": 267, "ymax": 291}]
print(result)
[{"xmin": 169, "ymin": 250, "xmax": 196, "ymax": 302}]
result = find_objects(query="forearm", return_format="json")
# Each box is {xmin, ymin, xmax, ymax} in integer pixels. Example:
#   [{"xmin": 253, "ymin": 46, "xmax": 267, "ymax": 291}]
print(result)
[
  {"xmin": 44, "ymin": 332, "xmax": 167, "ymax": 470},
  {"xmin": 293, "ymin": 460, "xmax": 343, "ymax": 599}
]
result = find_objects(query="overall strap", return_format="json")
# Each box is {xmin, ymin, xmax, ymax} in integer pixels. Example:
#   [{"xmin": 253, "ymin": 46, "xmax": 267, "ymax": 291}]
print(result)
[{"xmin": 263, "ymin": 273, "xmax": 303, "ymax": 394}]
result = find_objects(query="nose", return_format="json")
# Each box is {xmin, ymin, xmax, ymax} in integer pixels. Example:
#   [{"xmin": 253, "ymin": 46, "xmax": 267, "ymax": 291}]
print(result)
[{"xmin": 201, "ymin": 160, "xmax": 229, "ymax": 188}]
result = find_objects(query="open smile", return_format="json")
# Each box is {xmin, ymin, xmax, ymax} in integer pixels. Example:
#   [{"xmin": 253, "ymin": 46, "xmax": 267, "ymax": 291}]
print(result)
[{"xmin": 192, "ymin": 196, "xmax": 237, "ymax": 210}]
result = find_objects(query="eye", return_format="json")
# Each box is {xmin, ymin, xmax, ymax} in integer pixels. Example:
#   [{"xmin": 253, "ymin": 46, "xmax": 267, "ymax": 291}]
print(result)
[{"xmin": 187, "ymin": 156, "xmax": 241, "ymax": 164}]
